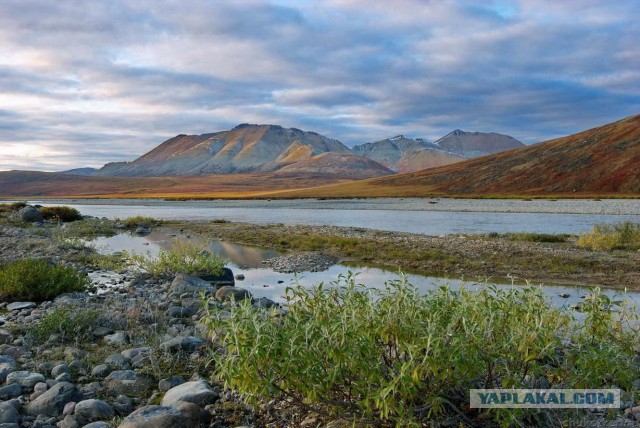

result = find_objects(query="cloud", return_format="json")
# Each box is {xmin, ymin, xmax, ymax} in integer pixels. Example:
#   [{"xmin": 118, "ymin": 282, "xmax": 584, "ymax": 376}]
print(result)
[{"xmin": 0, "ymin": 0, "xmax": 639, "ymax": 171}]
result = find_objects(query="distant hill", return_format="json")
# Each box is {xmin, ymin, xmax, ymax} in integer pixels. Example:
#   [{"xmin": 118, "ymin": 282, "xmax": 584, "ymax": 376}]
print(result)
[
  {"xmin": 94, "ymin": 124, "xmax": 390, "ymax": 179},
  {"xmin": 269, "ymin": 114, "xmax": 640, "ymax": 197},
  {"xmin": 434, "ymin": 129, "xmax": 524, "ymax": 157},
  {"xmin": 60, "ymin": 167, "xmax": 97, "ymax": 175},
  {"xmin": 352, "ymin": 136, "xmax": 464, "ymax": 173}
]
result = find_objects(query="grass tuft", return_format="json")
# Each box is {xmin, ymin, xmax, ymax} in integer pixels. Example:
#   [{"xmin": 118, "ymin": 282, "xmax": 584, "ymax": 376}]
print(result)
[
  {"xmin": 577, "ymin": 222, "xmax": 640, "ymax": 250},
  {"xmin": 0, "ymin": 259, "xmax": 89, "ymax": 301},
  {"xmin": 40, "ymin": 206, "xmax": 83, "ymax": 222}
]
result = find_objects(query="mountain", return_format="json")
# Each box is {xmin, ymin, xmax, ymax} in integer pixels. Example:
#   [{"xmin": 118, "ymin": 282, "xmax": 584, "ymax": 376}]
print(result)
[
  {"xmin": 268, "ymin": 114, "xmax": 640, "ymax": 197},
  {"xmin": 94, "ymin": 124, "xmax": 389, "ymax": 179},
  {"xmin": 434, "ymin": 129, "xmax": 524, "ymax": 157},
  {"xmin": 60, "ymin": 167, "xmax": 97, "ymax": 175},
  {"xmin": 352, "ymin": 136, "xmax": 464, "ymax": 173}
]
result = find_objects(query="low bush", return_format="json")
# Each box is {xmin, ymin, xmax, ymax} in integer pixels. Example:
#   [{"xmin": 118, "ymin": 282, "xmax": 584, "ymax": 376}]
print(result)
[
  {"xmin": 205, "ymin": 274, "xmax": 639, "ymax": 426},
  {"xmin": 26, "ymin": 307, "xmax": 100, "ymax": 344},
  {"xmin": 0, "ymin": 201, "xmax": 27, "ymax": 213},
  {"xmin": 504, "ymin": 232, "xmax": 569, "ymax": 243},
  {"xmin": 121, "ymin": 215, "xmax": 159, "ymax": 229},
  {"xmin": 40, "ymin": 206, "xmax": 83, "ymax": 222},
  {"xmin": 126, "ymin": 241, "xmax": 225, "ymax": 279},
  {"xmin": 577, "ymin": 222, "xmax": 640, "ymax": 251},
  {"xmin": 0, "ymin": 259, "xmax": 89, "ymax": 301}
]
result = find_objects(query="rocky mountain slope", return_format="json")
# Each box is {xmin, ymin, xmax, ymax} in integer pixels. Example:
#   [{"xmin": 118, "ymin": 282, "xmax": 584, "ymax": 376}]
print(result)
[
  {"xmin": 351, "ymin": 136, "xmax": 464, "ymax": 173},
  {"xmin": 352, "ymin": 131, "xmax": 523, "ymax": 173},
  {"xmin": 272, "ymin": 114, "xmax": 640, "ymax": 197},
  {"xmin": 434, "ymin": 129, "xmax": 524, "ymax": 157},
  {"xmin": 94, "ymin": 124, "xmax": 389, "ymax": 178}
]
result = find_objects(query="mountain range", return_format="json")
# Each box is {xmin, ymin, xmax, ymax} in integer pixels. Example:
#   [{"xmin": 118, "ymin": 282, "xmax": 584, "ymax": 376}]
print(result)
[
  {"xmin": 351, "ymin": 131, "xmax": 522, "ymax": 172},
  {"xmin": 64, "ymin": 124, "xmax": 521, "ymax": 178},
  {"xmin": 4, "ymin": 115, "xmax": 636, "ymax": 198},
  {"xmin": 273, "ymin": 114, "xmax": 640, "ymax": 197}
]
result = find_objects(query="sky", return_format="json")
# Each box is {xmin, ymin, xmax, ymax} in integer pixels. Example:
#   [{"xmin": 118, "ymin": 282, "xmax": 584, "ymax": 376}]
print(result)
[{"xmin": 1, "ymin": 0, "xmax": 639, "ymax": 172}]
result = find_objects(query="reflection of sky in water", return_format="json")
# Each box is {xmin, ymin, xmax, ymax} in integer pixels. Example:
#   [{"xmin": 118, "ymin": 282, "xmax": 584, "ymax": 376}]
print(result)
[{"xmin": 88, "ymin": 233, "xmax": 640, "ymax": 310}]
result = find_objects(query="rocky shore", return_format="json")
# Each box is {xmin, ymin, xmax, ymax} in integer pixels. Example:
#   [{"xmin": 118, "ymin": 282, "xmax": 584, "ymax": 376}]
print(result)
[
  {"xmin": 0, "ymin": 218, "xmax": 335, "ymax": 428},
  {"xmin": 3, "ymin": 205, "xmax": 640, "ymax": 427}
]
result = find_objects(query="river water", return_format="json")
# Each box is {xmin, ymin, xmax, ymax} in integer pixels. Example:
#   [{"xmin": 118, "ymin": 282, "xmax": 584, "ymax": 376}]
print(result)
[
  {"xmin": 28, "ymin": 198, "xmax": 640, "ymax": 235},
  {"xmin": 88, "ymin": 230, "xmax": 640, "ymax": 310}
]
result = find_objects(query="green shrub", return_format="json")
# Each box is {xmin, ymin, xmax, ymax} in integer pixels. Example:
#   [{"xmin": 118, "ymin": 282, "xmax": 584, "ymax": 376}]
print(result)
[
  {"xmin": 505, "ymin": 232, "xmax": 569, "ymax": 243},
  {"xmin": 59, "ymin": 218, "xmax": 116, "ymax": 237},
  {"xmin": 126, "ymin": 241, "xmax": 225, "ymax": 279},
  {"xmin": 577, "ymin": 222, "xmax": 640, "ymax": 250},
  {"xmin": 40, "ymin": 206, "xmax": 83, "ymax": 222},
  {"xmin": 0, "ymin": 201, "xmax": 27, "ymax": 213},
  {"xmin": 26, "ymin": 307, "xmax": 100, "ymax": 344},
  {"xmin": 204, "ymin": 274, "xmax": 639, "ymax": 426},
  {"xmin": 120, "ymin": 215, "xmax": 159, "ymax": 229},
  {"xmin": 0, "ymin": 259, "xmax": 89, "ymax": 301}
]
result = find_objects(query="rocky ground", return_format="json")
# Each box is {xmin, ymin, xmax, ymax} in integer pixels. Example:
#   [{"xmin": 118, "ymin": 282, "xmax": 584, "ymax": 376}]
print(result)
[
  {"xmin": 2, "ymin": 206, "xmax": 640, "ymax": 427},
  {"xmin": 0, "ymin": 219, "xmax": 348, "ymax": 428}
]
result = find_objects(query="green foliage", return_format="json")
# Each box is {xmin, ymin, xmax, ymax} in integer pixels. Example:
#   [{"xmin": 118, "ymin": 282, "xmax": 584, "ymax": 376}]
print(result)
[
  {"xmin": 0, "ymin": 259, "xmax": 89, "ymax": 302},
  {"xmin": 126, "ymin": 240, "xmax": 225, "ymax": 279},
  {"xmin": 120, "ymin": 215, "xmax": 159, "ymax": 229},
  {"xmin": 0, "ymin": 201, "xmax": 27, "ymax": 213},
  {"xmin": 577, "ymin": 222, "xmax": 640, "ymax": 250},
  {"xmin": 26, "ymin": 307, "xmax": 100, "ymax": 344},
  {"xmin": 504, "ymin": 232, "xmax": 569, "ymax": 243},
  {"xmin": 52, "ymin": 218, "xmax": 116, "ymax": 239},
  {"xmin": 40, "ymin": 206, "xmax": 83, "ymax": 222},
  {"xmin": 205, "ymin": 274, "xmax": 639, "ymax": 426}
]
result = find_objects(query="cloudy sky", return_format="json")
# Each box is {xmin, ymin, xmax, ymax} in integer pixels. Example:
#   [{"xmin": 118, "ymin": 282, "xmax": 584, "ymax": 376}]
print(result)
[{"xmin": 1, "ymin": 0, "xmax": 639, "ymax": 171}]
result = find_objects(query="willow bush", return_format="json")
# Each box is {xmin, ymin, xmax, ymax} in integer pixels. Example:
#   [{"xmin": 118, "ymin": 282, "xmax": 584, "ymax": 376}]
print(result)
[{"xmin": 204, "ymin": 274, "xmax": 640, "ymax": 427}]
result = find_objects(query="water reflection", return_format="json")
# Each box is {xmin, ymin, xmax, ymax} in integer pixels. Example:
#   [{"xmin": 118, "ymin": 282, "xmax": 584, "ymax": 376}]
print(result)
[{"xmin": 87, "ymin": 233, "xmax": 640, "ymax": 310}]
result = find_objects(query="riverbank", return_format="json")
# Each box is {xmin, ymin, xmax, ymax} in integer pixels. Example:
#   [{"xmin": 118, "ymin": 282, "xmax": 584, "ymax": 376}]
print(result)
[{"xmin": 172, "ymin": 220, "xmax": 640, "ymax": 290}]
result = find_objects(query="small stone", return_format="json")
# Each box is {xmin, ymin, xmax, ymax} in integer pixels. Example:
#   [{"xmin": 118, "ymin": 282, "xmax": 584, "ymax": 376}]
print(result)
[
  {"xmin": 26, "ymin": 381, "xmax": 78, "ymax": 416},
  {"xmin": 51, "ymin": 364, "xmax": 71, "ymax": 378},
  {"xmin": 214, "ymin": 286, "xmax": 252, "ymax": 303},
  {"xmin": 117, "ymin": 405, "xmax": 185, "ymax": 428},
  {"xmin": 0, "ymin": 401, "xmax": 19, "ymax": 424},
  {"xmin": 91, "ymin": 364, "xmax": 111, "ymax": 378},
  {"xmin": 0, "ymin": 383, "xmax": 22, "ymax": 400},
  {"xmin": 161, "ymin": 380, "xmax": 219, "ymax": 407},
  {"xmin": 158, "ymin": 375, "xmax": 185, "ymax": 392},
  {"xmin": 92, "ymin": 327, "xmax": 114, "ymax": 338},
  {"xmin": 6, "ymin": 370, "xmax": 45, "ymax": 388},
  {"xmin": 159, "ymin": 336, "xmax": 204, "ymax": 353},
  {"xmin": 6, "ymin": 301, "xmax": 37, "ymax": 311},
  {"xmin": 234, "ymin": 274, "xmax": 245, "ymax": 280},
  {"xmin": 62, "ymin": 402, "xmax": 76, "ymax": 416},
  {"xmin": 56, "ymin": 372, "xmax": 73, "ymax": 382},
  {"xmin": 105, "ymin": 354, "xmax": 129, "ymax": 370},
  {"xmin": 121, "ymin": 347, "xmax": 150, "ymax": 360},
  {"xmin": 74, "ymin": 399, "xmax": 114, "ymax": 421},
  {"xmin": 104, "ymin": 331, "xmax": 127, "ymax": 346}
]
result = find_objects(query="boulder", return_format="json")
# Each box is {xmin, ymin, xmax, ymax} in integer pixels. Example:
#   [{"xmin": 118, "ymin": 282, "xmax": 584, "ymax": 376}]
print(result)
[
  {"xmin": 117, "ymin": 405, "xmax": 197, "ymax": 428},
  {"xmin": 25, "ymin": 381, "xmax": 78, "ymax": 416},
  {"xmin": 17, "ymin": 205, "xmax": 42, "ymax": 223},
  {"xmin": 214, "ymin": 286, "xmax": 251, "ymax": 303},
  {"xmin": 169, "ymin": 274, "xmax": 214, "ymax": 295},
  {"xmin": 161, "ymin": 380, "xmax": 219, "ymax": 407}
]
